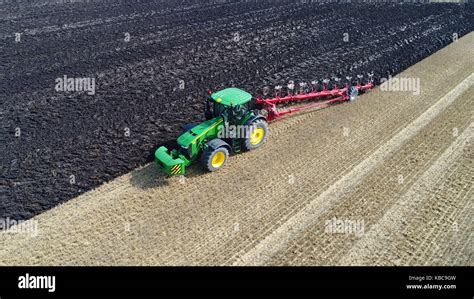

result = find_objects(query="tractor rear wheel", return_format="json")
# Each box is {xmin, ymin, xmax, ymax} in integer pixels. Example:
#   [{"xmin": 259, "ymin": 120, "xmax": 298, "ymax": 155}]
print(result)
[
  {"xmin": 243, "ymin": 119, "xmax": 268, "ymax": 151},
  {"xmin": 201, "ymin": 146, "xmax": 229, "ymax": 172}
]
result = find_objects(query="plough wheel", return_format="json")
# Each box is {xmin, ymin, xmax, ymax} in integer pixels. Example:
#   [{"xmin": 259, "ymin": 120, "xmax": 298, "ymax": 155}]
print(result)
[{"xmin": 348, "ymin": 86, "xmax": 359, "ymax": 102}]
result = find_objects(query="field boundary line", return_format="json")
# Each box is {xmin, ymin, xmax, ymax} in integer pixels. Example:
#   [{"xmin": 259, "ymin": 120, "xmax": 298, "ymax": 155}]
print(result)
[{"xmin": 232, "ymin": 73, "xmax": 474, "ymax": 266}]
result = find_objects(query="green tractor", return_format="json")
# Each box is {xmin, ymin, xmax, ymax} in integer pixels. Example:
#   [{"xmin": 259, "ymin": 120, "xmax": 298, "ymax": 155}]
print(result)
[{"xmin": 155, "ymin": 88, "xmax": 268, "ymax": 175}]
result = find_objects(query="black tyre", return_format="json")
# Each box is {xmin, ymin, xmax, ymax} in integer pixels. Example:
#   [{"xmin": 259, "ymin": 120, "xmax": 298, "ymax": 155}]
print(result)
[
  {"xmin": 348, "ymin": 86, "xmax": 359, "ymax": 102},
  {"xmin": 201, "ymin": 146, "xmax": 229, "ymax": 172},
  {"xmin": 243, "ymin": 119, "xmax": 268, "ymax": 151}
]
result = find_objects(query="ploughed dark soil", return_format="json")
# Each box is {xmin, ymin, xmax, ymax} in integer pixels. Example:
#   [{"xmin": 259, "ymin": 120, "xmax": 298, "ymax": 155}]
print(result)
[{"xmin": 0, "ymin": 0, "xmax": 473, "ymax": 221}]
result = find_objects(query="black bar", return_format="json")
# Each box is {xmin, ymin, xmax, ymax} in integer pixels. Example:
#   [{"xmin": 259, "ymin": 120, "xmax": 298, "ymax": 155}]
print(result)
[{"xmin": 0, "ymin": 266, "xmax": 471, "ymax": 298}]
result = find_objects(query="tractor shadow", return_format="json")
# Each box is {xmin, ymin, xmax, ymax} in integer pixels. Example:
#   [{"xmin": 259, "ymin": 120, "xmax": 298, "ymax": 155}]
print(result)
[
  {"xmin": 130, "ymin": 139, "xmax": 208, "ymax": 190},
  {"xmin": 130, "ymin": 163, "xmax": 209, "ymax": 190},
  {"xmin": 130, "ymin": 138, "xmax": 175, "ymax": 190},
  {"xmin": 130, "ymin": 163, "xmax": 169, "ymax": 190}
]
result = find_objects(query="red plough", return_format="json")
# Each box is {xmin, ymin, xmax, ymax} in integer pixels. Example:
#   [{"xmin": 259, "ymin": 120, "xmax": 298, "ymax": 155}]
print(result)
[{"xmin": 256, "ymin": 82, "xmax": 373, "ymax": 121}]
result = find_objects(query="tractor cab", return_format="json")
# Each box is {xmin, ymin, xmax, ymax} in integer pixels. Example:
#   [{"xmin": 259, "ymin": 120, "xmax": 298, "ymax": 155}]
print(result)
[{"xmin": 205, "ymin": 88, "xmax": 252, "ymax": 122}]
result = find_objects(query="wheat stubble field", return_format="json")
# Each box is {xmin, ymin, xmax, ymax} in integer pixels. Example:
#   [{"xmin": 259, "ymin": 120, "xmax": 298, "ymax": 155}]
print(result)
[{"xmin": 0, "ymin": 32, "xmax": 472, "ymax": 266}]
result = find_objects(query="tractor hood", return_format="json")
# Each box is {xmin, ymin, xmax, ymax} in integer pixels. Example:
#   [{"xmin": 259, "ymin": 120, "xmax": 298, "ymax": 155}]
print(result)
[{"xmin": 177, "ymin": 117, "xmax": 223, "ymax": 148}]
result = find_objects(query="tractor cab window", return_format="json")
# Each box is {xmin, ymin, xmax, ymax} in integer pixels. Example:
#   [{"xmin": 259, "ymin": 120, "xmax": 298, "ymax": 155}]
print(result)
[
  {"xmin": 213, "ymin": 102, "xmax": 226, "ymax": 117},
  {"xmin": 205, "ymin": 97, "xmax": 213, "ymax": 119},
  {"xmin": 205, "ymin": 97, "xmax": 228, "ymax": 119}
]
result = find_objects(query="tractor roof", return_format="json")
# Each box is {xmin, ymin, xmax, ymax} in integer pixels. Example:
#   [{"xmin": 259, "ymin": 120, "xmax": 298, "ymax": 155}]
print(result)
[{"xmin": 211, "ymin": 88, "xmax": 252, "ymax": 106}]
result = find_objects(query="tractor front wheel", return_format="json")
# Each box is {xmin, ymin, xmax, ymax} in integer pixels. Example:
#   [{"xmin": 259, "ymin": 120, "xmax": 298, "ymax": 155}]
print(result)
[
  {"xmin": 201, "ymin": 146, "xmax": 229, "ymax": 172},
  {"xmin": 243, "ymin": 119, "xmax": 268, "ymax": 151}
]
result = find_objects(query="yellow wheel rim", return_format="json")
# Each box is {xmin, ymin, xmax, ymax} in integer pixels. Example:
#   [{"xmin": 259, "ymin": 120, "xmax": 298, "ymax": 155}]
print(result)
[
  {"xmin": 250, "ymin": 127, "xmax": 265, "ymax": 145},
  {"xmin": 211, "ymin": 151, "xmax": 225, "ymax": 168}
]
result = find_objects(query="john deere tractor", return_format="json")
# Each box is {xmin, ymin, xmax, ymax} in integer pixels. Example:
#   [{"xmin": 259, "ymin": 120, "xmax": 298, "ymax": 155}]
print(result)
[{"xmin": 155, "ymin": 88, "xmax": 268, "ymax": 175}]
